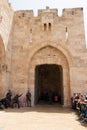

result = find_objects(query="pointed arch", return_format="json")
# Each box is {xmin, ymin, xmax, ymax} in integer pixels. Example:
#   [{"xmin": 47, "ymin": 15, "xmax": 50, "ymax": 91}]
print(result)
[
  {"xmin": 28, "ymin": 41, "xmax": 72, "ymax": 106},
  {"xmin": 29, "ymin": 41, "xmax": 73, "ymax": 67}
]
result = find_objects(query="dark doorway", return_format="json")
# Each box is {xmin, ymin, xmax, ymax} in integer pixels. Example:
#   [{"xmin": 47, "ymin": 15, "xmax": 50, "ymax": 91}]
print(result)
[{"xmin": 35, "ymin": 64, "xmax": 63, "ymax": 105}]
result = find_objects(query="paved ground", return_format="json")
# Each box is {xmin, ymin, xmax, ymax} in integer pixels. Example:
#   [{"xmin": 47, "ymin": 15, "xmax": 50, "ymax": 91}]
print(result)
[{"xmin": 0, "ymin": 105, "xmax": 87, "ymax": 130}]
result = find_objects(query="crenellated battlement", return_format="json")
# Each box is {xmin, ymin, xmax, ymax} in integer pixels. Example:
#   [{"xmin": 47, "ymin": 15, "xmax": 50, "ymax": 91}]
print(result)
[
  {"xmin": 14, "ymin": 7, "xmax": 84, "ymax": 20},
  {"xmin": 15, "ymin": 10, "xmax": 34, "ymax": 18},
  {"xmin": 37, "ymin": 7, "xmax": 83, "ymax": 17},
  {"xmin": 13, "ymin": 7, "xmax": 85, "ymax": 48},
  {"xmin": 62, "ymin": 7, "xmax": 83, "ymax": 17},
  {"xmin": 38, "ymin": 6, "xmax": 58, "ymax": 17}
]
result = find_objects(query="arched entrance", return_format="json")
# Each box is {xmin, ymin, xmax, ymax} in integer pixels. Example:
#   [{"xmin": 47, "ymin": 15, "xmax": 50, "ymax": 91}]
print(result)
[
  {"xmin": 35, "ymin": 64, "xmax": 63, "ymax": 105},
  {"xmin": 0, "ymin": 35, "xmax": 6, "ymax": 97},
  {"xmin": 28, "ymin": 45, "xmax": 71, "ymax": 107}
]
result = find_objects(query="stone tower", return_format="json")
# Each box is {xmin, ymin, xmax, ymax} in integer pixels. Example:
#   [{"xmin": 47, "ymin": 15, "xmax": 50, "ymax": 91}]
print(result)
[{"xmin": 0, "ymin": 0, "xmax": 87, "ymax": 106}]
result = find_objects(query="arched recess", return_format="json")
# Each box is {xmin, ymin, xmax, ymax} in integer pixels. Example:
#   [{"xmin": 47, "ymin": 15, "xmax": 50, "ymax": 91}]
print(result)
[
  {"xmin": 0, "ymin": 35, "xmax": 6, "ymax": 97},
  {"xmin": 28, "ymin": 44, "xmax": 72, "ymax": 107}
]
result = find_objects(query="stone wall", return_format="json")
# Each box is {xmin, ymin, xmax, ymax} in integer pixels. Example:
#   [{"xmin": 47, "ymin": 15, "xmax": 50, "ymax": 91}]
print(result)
[
  {"xmin": 0, "ymin": 0, "xmax": 14, "ymax": 49},
  {"xmin": 0, "ymin": 2, "xmax": 87, "ymax": 106},
  {"xmin": 0, "ymin": 0, "xmax": 14, "ymax": 97},
  {"xmin": 9, "ymin": 7, "xmax": 87, "ymax": 106},
  {"xmin": 0, "ymin": 36, "xmax": 6, "ymax": 97}
]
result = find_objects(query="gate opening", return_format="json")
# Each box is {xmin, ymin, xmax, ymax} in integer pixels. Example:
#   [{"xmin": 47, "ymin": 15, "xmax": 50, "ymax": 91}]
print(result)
[{"xmin": 35, "ymin": 64, "xmax": 63, "ymax": 105}]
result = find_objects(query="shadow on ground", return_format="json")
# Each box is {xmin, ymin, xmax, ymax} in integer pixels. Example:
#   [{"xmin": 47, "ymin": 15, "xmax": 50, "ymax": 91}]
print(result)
[{"xmin": 3, "ymin": 104, "xmax": 72, "ymax": 113}]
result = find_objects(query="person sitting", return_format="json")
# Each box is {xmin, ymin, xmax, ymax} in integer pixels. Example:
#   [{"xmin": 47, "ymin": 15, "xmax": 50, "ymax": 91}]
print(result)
[{"xmin": 0, "ymin": 97, "xmax": 8, "ymax": 108}]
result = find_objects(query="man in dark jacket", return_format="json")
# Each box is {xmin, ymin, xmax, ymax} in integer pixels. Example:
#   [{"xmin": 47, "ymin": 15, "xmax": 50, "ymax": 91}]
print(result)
[
  {"xmin": 12, "ymin": 93, "xmax": 23, "ymax": 108},
  {"xmin": 6, "ymin": 89, "xmax": 12, "ymax": 107},
  {"xmin": 26, "ymin": 90, "xmax": 31, "ymax": 107}
]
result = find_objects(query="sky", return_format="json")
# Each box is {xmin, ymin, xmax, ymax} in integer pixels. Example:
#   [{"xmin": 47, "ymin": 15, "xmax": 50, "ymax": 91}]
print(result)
[{"xmin": 9, "ymin": 0, "xmax": 87, "ymax": 44}]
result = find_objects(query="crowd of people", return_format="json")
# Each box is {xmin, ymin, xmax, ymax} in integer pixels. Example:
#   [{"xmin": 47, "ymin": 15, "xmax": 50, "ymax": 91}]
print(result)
[
  {"xmin": 71, "ymin": 93, "xmax": 87, "ymax": 123},
  {"xmin": 0, "ymin": 90, "xmax": 31, "ymax": 109},
  {"xmin": 1, "ymin": 90, "xmax": 87, "ymax": 123}
]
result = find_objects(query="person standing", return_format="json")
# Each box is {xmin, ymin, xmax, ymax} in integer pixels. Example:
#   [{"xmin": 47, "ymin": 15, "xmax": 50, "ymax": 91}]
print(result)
[
  {"xmin": 12, "ymin": 93, "xmax": 23, "ymax": 108},
  {"xmin": 26, "ymin": 90, "xmax": 31, "ymax": 107},
  {"xmin": 6, "ymin": 89, "xmax": 12, "ymax": 107}
]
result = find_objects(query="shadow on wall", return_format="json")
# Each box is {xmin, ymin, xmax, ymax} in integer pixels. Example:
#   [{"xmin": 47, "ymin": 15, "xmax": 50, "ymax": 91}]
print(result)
[{"xmin": 0, "ymin": 35, "xmax": 6, "ymax": 97}]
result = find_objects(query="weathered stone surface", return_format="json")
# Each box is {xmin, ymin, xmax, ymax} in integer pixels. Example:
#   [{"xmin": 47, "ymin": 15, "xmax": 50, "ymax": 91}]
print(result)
[{"xmin": 0, "ymin": 0, "xmax": 87, "ymax": 106}]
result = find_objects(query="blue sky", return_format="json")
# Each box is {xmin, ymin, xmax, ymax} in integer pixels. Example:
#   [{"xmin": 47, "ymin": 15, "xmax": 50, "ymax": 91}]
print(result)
[{"xmin": 9, "ymin": 0, "xmax": 87, "ymax": 44}]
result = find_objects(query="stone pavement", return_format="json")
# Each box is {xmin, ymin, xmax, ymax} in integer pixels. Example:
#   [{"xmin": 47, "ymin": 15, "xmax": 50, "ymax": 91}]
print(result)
[{"xmin": 0, "ymin": 105, "xmax": 87, "ymax": 130}]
